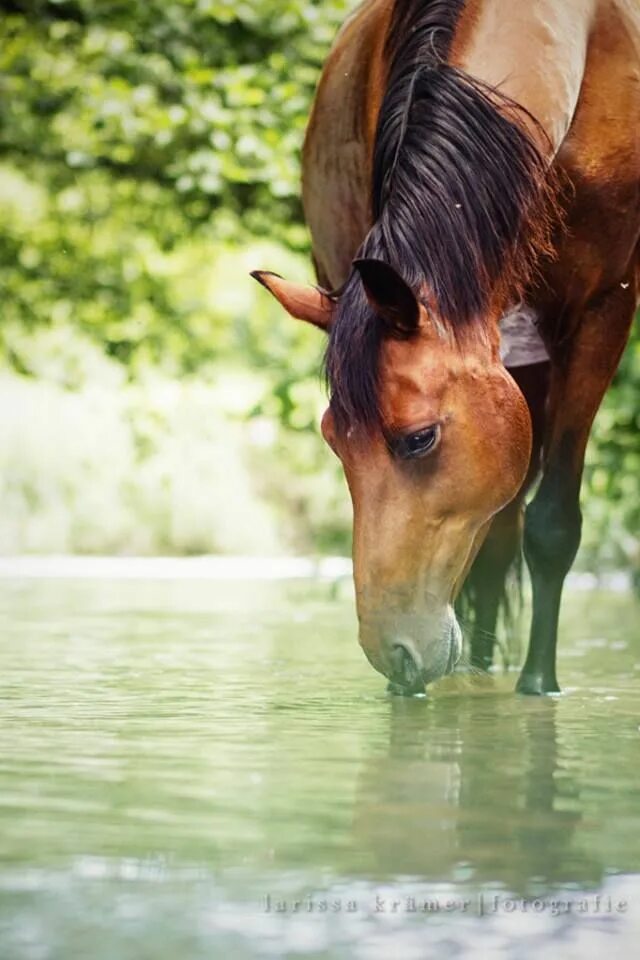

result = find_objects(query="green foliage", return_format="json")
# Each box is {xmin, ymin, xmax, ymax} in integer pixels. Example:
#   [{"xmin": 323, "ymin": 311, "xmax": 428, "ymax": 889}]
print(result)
[
  {"xmin": 0, "ymin": 238, "xmax": 352, "ymax": 555},
  {"xmin": 0, "ymin": 346, "xmax": 351, "ymax": 555},
  {"xmin": 583, "ymin": 320, "xmax": 640, "ymax": 578},
  {"xmin": 0, "ymin": 0, "xmax": 356, "ymax": 557},
  {"xmin": 0, "ymin": 0, "xmax": 348, "ymax": 225},
  {"xmin": 0, "ymin": 0, "xmax": 351, "ymax": 365}
]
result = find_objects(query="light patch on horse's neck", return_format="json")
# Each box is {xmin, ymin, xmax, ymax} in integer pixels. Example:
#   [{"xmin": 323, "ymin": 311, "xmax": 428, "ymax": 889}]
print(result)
[
  {"xmin": 451, "ymin": 0, "xmax": 595, "ymax": 156},
  {"xmin": 500, "ymin": 303, "xmax": 549, "ymax": 367}
]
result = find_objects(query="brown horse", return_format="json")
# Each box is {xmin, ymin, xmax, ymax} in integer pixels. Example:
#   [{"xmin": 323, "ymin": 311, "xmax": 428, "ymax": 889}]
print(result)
[{"xmin": 253, "ymin": 0, "xmax": 640, "ymax": 695}]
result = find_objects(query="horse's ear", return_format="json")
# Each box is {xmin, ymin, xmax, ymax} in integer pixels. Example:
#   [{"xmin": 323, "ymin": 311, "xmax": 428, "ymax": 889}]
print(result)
[
  {"xmin": 353, "ymin": 258, "xmax": 420, "ymax": 335},
  {"xmin": 250, "ymin": 271, "xmax": 334, "ymax": 332}
]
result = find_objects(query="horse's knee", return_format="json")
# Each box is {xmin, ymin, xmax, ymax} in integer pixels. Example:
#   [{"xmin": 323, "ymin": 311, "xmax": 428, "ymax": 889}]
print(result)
[{"xmin": 524, "ymin": 493, "xmax": 582, "ymax": 580}]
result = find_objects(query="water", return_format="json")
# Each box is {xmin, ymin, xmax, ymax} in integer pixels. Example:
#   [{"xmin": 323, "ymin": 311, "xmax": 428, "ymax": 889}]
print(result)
[{"xmin": 0, "ymin": 575, "xmax": 639, "ymax": 959}]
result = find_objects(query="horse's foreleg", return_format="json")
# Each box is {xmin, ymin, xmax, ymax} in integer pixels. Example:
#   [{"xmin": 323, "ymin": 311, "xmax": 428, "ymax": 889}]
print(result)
[
  {"xmin": 463, "ymin": 363, "xmax": 549, "ymax": 670},
  {"xmin": 517, "ymin": 282, "xmax": 637, "ymax": 695},
  {"xmin": 466, "ymin": 497, "xmax": 524, "ymax": 670}
]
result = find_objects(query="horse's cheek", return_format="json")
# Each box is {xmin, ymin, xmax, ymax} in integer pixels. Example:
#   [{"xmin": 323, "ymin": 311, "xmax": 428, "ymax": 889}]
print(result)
[
  {"xmin": 490, "ymin": 374, "xmax": 533, "ymax": 508},
  {"xmin": 505, "ymin": 383, "xmax": 533, "ymax": 488}
]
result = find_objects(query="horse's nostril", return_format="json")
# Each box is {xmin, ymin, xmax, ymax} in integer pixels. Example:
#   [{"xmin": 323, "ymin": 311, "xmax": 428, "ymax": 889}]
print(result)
[
  {"xmin": 391, "ymin": 644, "xmax": 422, "ymax": 687},
  {"xmin": 388, "ymin": 643, "xmax": 426, "ymax": 696}
]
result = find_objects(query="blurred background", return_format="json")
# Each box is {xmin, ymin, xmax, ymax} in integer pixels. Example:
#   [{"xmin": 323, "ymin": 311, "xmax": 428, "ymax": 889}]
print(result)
[{"xmin": 0, "ymin": 0, "xmax": 638, "ymax": 576}]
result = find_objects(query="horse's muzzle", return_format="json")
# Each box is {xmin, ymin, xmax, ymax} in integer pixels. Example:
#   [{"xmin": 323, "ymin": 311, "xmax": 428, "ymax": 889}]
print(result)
[{"xmin": 384, "ymin": 609, "xmax": 462, "ymax": 696}]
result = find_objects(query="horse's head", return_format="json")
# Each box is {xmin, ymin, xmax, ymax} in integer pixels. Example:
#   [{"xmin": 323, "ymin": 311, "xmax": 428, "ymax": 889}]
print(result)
[{"xmin": 252, "ymin": 260, "xmax": 532, "ymax": 693}]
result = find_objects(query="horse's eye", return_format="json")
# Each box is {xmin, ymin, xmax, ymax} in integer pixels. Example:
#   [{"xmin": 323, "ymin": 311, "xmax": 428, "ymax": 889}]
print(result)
[{"xmin": 396, "ymin": 424, "xmax": 441, "ymax": 460}]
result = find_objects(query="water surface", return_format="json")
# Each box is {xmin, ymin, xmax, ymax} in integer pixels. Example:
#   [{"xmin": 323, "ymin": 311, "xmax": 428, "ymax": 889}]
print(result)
[{"xmin": 0, "ymin": 576, "xmax": 639, "ymax": 958}]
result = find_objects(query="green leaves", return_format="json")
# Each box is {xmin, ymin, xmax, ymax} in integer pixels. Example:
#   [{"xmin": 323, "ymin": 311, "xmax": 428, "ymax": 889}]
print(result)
[
  {"xmin": 0, "ymin": 0, "xmax": 352, "ymax": 366},
  {"xmin": 583, "ymin": 321, "xmax": 640, "ymax": 578},
  {"xmin": 0, "ymin": 0, "xmax": 349, "ymax": 235}
]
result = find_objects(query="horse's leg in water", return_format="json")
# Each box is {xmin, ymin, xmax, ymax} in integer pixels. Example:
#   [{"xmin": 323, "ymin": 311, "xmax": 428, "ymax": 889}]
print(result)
[
  {"xmin": 466, "ymin": 363, "xmax": 549, "ymax": 670},
  {"xmin": 466, "ymin": 497, "xmax": 525, "ymax": 671},
  {"xmin": 517, "ymin": 282, "xmax": 637, "ymax": 695}
]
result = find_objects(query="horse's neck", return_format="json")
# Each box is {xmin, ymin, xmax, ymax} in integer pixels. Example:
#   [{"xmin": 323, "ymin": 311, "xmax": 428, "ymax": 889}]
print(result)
[
  {"xmin": 451, "ymin": 0, "xmax": 596, "ymax": 155},
  {"xmin": 302, "ymin": 0, "xmax": 391, "ymax": 289}
]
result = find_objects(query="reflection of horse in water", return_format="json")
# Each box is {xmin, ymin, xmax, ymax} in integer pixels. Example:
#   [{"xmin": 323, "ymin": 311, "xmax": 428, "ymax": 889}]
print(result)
[
  {"xmin": 352, "ymin": 695, "xmax": 603, "ymax": 891},
  {"xmin": 254, "ymin": 0, "xmax": 640, "ymax": 695}
]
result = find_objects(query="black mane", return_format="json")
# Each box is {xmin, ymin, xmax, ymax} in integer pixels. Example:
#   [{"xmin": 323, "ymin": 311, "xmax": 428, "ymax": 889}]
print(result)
[{"xmin": 325, "ymin": 0, "xmax": 556, "ymax": 432}]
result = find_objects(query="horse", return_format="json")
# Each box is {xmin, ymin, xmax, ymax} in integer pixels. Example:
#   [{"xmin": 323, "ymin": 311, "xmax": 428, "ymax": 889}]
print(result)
[{"xmin": 252, "ymin": 0, "xmax": 640, "ymax": 695}]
